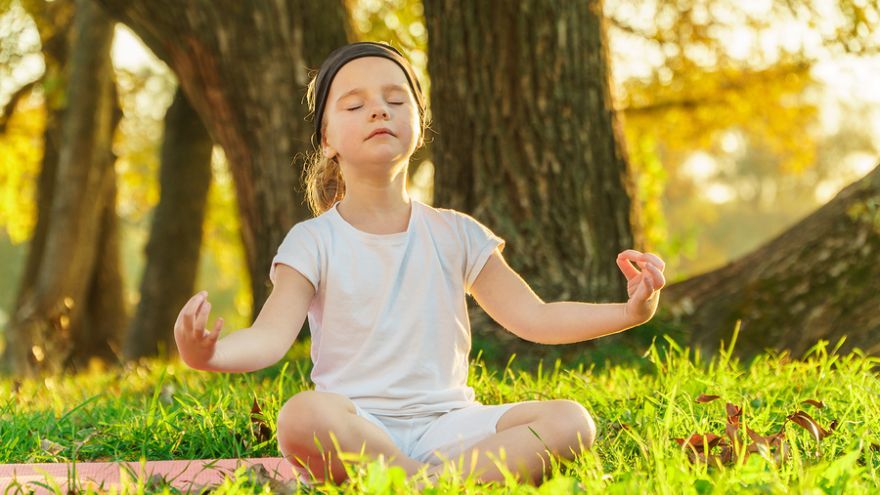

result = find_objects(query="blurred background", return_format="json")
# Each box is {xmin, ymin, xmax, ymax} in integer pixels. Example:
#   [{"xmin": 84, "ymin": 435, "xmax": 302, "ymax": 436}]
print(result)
[{"xmin": 1, "ymin": 0, "xmax": 878, "ymax": 373}]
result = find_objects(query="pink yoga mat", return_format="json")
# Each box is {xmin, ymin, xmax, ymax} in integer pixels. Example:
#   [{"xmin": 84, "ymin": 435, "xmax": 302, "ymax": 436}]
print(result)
[{"xmin": 0, "ymin": 457, "xmax": 307, "ymax": 494}]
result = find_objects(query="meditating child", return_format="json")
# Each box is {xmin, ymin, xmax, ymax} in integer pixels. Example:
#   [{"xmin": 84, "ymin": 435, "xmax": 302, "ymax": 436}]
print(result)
[{"xmin": 173, "ymin": 42, "xmax": 666, "ymax": 486}]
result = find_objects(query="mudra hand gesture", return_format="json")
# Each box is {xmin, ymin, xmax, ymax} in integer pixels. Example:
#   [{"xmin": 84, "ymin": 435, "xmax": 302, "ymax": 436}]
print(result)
[
  {"xmin": 173, "ymin": 291, "xmax": 224, "ymax": 368},
  {"xmin": 616, "ymin": 249, "xmax": 667, "ymax": 323}
]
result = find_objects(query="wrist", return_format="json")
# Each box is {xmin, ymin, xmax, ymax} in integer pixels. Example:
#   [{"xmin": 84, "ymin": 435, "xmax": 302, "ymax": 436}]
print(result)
[{"xmin": 623, "ymin": 300, "xmax": 649, "ymax": 326}]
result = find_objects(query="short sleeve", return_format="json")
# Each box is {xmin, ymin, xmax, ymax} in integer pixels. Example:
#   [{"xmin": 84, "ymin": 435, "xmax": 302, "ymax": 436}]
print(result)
[
  {"xmin": 269, "ymin": 222, "xmax": 321, "ymax": 290},
  {"xmin": 455, "ymin": 212, "xmax": 505, "ymax": 294}
]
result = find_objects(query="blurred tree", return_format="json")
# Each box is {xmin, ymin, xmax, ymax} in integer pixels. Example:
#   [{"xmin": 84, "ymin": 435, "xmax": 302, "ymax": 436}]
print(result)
[
  {"xmin": 95, "ymin": 0, "xmax": 349, "ymax": 318},
  {"xmin": 604, "ymin": 0, "xmax": 880, "ymax": 356},
  {"xmin": 122, "ymin": 88, "xmax": 212, "ymax": 361},
  {"xmin": 423, "ymin": 0, "xmax": 641, "ymax": 306},
  {"xmin": 664, "ymin": 162, "xmax": 880, "ymax": 359},
  {"xmin": 2, "ymin": 0, "xmax": 124, "ymax": 376},
  {"xmin": 606, "ymin": 0, "xmax": 879, "ymax": 278}
]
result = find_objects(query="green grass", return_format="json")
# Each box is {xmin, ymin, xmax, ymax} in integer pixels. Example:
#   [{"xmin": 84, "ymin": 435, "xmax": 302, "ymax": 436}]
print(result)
[{"xmin": 1, "ymin": 332, "xmax": 879, "ymax": 494}]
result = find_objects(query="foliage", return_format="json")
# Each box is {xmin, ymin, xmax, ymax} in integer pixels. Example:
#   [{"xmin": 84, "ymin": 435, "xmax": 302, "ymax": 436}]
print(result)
[
  {"xmin": 0, "ymin": 93, "xmax": 41, "ymax": 244},
  {"xmin": 606, "ymin": 0, "xmax": 880, "ymax": 279}
]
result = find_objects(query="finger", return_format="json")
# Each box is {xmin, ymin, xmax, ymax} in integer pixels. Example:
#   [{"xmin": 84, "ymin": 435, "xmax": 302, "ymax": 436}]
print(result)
[
  {"xmin": 643, "ymin": 252, "xmax": 666, "ymax": 272},
  {"xmin": 194, "ymin": 301, "xmax": 211, "ymax": 335},
  {"xmin": 632, "ymin": 277, "xmax": 651, "ymax": 302},
  {"xmin": 618, "ymin": 249, "xmax": 645, "ymax": 262},
  {"xmin": 209, "ymin": 318, "xmax": 224, "ymax": 341},
  {"xmin": 182, "ymin": 292, "xmax": 207, "ymax": 330},
  {"xmin": 616, "ymin": 255, "xmax": 641, "ymax": 280},
  {"xmin": 645, "ymin": 263, "xmax": 666, "ymax": 289}
]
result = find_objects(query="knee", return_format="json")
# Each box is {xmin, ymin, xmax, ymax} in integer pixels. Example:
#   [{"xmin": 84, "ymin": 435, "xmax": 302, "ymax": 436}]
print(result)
[
  {"xmin": 277, "ymin": 391, "xmax": 347, "ymax": 449},
  {"xmin": 547, "ymin": 400, "xmax": 596, "ymax": 453}
]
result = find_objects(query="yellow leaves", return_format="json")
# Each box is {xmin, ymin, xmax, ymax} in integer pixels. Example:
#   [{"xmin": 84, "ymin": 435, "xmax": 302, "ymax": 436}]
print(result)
[
  {"xmin": 623, "ymin": 61, "xmax": 817, "ymax": 172},
  {"xmin": 0, "ymin": 91, "xmax": 44, "ymax": 244}
]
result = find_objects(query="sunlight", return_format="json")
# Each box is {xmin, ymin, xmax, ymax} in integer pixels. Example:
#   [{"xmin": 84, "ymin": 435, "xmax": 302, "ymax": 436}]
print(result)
[
  {"xmin": 682, "ymin": 152, "xmax": 718, "ymax": 183},
  {"xmin": 706, "ymin": 182, "xmax": 736, "ymax": 204},
  {"xmin": 111, "ymin": 24, "xmax": 162, "ymax": 71}
]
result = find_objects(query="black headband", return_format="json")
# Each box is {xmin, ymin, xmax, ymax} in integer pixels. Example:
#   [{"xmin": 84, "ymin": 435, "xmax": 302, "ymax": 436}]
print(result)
[{"xmin": 312, "ymin": 42, "xmax": 426, "ymax": 148}]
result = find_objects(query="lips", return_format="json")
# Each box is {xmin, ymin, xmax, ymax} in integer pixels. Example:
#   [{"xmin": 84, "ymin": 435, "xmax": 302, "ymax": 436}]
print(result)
[{"xmin": 367, "ymin": 128, "xmax": 395, "ymax": 139}]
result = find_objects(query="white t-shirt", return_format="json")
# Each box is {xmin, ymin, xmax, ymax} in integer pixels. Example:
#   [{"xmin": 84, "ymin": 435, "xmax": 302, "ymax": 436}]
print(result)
[{"xmin": 269, "ymin": 200, "xmax": 505, "ymax": 417}]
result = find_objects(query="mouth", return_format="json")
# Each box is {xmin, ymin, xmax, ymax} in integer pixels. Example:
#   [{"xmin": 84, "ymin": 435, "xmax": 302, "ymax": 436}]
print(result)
[{"xmin": 367, "ymin": 128, "xmax": 395, "ymax": 139}]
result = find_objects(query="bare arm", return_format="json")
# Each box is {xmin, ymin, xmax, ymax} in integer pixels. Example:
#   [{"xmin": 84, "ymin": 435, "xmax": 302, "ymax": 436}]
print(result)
[
  {"xmin": 470, "ymin": 249, "xmax": 665, "ymax": 345},
  {"xmin": 175, "ymin": 264, "xmax": 315, "ymax": 373}
]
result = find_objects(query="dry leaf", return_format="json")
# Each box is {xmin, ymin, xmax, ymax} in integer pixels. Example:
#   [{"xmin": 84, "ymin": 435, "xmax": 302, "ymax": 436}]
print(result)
[
  {"xmin": 40, "ymin": 438, "xmax": 65, "ymax": 455},
  {"xmin": 802, "ymin": 399, "xmax": 825, "ymax": 409},
  {"xmin": 725, "ymin": 423, "xmax": 743, "ymax": 452},
  {"xmin": 675, "ymin": 433, "xmax": 723, "ymax": 453},
  {"xmin": 786, "ymin": 410, "xmax": 834, "ymax": 442},
  {"xmin": 241, "ymin": 463, "xmax": 297, "ymax": 494},
  {"xmin": 726, "ymin": 403, "xmax": 743, "ymax": 426},
  {"xmin": 250, "ymin": 397, "xmax": 273, "ymax": 444},
  {"xmin": 696, "ymin": 394, "xmax": 721, "ymax": 403}
]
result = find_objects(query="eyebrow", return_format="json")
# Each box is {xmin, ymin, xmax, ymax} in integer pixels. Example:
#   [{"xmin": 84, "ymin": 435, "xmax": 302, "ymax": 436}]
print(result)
[{"xmin": 335, "ymin": 84, "xmax": 408, "ymax": 103}]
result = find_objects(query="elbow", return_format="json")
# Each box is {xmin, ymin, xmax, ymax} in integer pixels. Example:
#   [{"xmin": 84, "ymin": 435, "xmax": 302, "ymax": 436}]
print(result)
[{"xmin": 514, "ymin": 301, "xmax": 547, "ymax": 343}]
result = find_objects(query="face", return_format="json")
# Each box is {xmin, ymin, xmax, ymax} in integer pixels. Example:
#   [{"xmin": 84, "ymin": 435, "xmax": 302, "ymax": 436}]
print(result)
[{"xmin": 321, "ymin": 57, "xmax": 421, "ymax": 172}]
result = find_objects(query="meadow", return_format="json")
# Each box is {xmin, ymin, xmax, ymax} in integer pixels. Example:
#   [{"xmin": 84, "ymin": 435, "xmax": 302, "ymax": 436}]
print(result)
[{"xmin": 1, "ymin": 330, "xmax": 878, "ymax": 494}]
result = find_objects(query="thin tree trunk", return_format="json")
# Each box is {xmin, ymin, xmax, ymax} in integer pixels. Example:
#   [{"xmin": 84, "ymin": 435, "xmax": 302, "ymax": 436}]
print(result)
[
  {"xmin": 95, "ymin": 0, "xmax": 349, "ymax": 318},
  {"xmin": 76, "ymin": 170, "xmax": 126, "ymax": 367},
  {"xmin": 8, "ymin": 0, "xmax": 73, "ymax": 351},
  {"xmin": 2, "ymin": 0, "xmax": 121, "ymax": 376},
  {"xmin": 664, "ymin": 163, "xmax": 880, "ymax": 359},
  {"xmin": 123, "ymin": 88, "xmax": 212, "ymax": 361},
  {"xmin": 424, "ymin": 0, "xmax": 641, "ymax": 304}
]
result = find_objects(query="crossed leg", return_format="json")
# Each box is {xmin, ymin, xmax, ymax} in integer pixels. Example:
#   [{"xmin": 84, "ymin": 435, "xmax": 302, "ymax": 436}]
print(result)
[
  {"xmin": 276, "ymin": 390, "xmax": 425, "ymax": 484},
  {"xmin": 424, "ymin": 399, "xmax": 596, "ymax": 485},
  {"xmin": 277, "ymin": 393, "xmax": 596, "ymax": 486}
]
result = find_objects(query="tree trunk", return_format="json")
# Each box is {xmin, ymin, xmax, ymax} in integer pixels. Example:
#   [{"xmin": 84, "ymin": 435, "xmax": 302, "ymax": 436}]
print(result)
[
  {"xmin": 2, "ymin": 0, "xmax": 122, "ymax": 376},
  {"xmin": 423, "ymin": 0, "xmax": 641, "ymax": 303},
  {"xmin": 94, "ymin": 0, "xmax": 349, "ymax": 317},
  {"xmin": 664, "ymin": 163, "xmax": 880, "ymax": 359},
  {"xmin": 123, "ymin": 88, "xmax": 212, "ymax": 361}
]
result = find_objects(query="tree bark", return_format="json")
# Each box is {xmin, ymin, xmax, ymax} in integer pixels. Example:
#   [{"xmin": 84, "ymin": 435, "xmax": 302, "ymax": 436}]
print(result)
[
  {"xmin": 94, "ymin": 0, "xmax": 349, "ymax": 317},
  {"xmin": 2, "ymin": 0, "xmax": 123, "ymax": 376},
  {"xmin": 123, "ymin": 88, "xmax": 212, "ymax": 361},
  {"xmin": 423, "ymin": 0, "xmax": 641, "ymax": 304},
  {"xmin": 664, "ymin": 163, "xmax": 880, "ymax": 359}
]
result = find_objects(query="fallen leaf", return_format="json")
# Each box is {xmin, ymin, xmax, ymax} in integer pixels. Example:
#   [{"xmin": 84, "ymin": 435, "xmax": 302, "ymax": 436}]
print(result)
[
  {"xmin": 675, "ymin": 433, "xmax": 723, "ymax": 453},
  {"xmin": 802, "ymin": 399, "xmax": 825, "ymax": 409},
  {"xmin": 696, "ymin": 394, "xmax": 721, "ymax": 403},
  {"xmin": 786, "ymin": 410, "xmax": 834, "ymax": 442},
  {"xmin": 726, "ymin": 403, "xmax": 742, "ymax": 426},
  {"xmin": 251, "ymin": 397, "xmax": 273, "ymax": 444},
  {"xmin": 725, "ymin": 423, "xmax": 741, "ymax": 447},
  {"xmin": 40, "ymin": 438, "xmax": 65, "ymax": 455}
]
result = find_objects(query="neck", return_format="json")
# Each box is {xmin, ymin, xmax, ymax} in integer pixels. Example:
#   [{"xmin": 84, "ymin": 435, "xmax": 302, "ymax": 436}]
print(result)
[{"xmin": 337, "ymin": 159, "xmax": 411, "ymax": 216}]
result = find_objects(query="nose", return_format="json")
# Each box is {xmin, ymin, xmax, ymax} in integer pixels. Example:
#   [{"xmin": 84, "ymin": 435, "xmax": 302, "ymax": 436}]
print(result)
[{"xmin": 369, "ymin": 104, "xmax": 390, "ymax": 121}]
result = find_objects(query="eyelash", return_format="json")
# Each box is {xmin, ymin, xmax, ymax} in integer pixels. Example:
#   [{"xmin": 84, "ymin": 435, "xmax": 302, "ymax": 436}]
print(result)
[{"xmin": 346, "ymin": 102, "xmax": 405, "ymax": 111}]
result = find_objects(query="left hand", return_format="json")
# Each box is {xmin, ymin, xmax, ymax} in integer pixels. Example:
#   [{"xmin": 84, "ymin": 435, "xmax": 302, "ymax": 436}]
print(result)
[{"xmin": 616, "ymin": 249, "xmax": 667, "ymax": 323}]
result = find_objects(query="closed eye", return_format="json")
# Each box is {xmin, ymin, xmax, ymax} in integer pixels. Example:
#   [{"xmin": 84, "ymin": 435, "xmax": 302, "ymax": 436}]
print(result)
[
  {"xmin": 346, "ymin": 105, "xmax": 363, "ymax": 111},
  {"xmin": 389, "ymin": 101, "xmax": 404, "ymax": 105}
]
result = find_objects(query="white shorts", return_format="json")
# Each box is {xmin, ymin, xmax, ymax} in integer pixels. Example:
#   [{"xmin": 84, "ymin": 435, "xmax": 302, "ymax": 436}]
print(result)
[{"xmin": 353, "ymin": 402, "xmax": 520, "ymax": 464}]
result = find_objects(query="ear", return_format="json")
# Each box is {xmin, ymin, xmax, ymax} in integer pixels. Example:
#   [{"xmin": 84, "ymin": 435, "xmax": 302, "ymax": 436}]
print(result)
[{"xmin": 321, "ymin": 131, "xmax": 337, "ymax": 159}]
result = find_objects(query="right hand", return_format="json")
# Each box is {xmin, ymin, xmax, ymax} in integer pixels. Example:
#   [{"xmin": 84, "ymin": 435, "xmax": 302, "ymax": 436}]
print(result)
[{"xmin": 174, "ymin": 291, "xmax": 224, "ymax": 368}]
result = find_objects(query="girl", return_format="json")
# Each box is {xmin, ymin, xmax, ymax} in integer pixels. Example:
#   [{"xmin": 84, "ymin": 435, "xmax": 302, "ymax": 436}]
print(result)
[{"xmin": 173, "ymin": 42, "xmax": 666, "ymax": 486}]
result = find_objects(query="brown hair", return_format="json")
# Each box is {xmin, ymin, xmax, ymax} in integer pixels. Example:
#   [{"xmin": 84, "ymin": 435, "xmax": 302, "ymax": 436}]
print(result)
[{"xmin": 302, "ymin": 58, "xmax": 430, "ymax": 216}]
